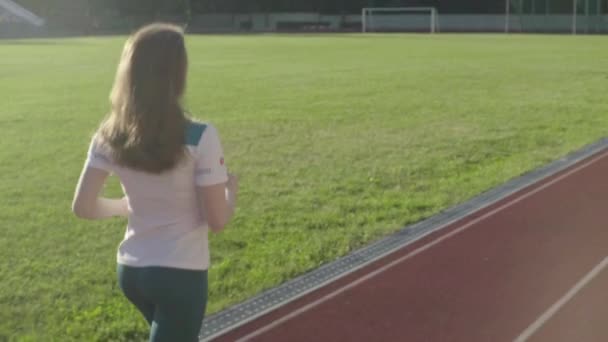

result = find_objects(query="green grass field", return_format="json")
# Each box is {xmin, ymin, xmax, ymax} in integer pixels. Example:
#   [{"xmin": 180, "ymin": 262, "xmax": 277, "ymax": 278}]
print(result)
[{"xmin": 1, "ymin": 33, "xmax": 607, "ymax": 341}]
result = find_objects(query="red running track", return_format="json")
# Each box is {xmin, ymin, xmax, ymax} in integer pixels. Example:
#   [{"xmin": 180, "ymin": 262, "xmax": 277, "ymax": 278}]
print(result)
[{"xmin": 214, "ymin": 148, "xmax": 608, "ymax": 342}]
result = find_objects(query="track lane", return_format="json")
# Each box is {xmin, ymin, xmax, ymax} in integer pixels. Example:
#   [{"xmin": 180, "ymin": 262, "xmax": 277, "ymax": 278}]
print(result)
[
  {"xmin": 524, "ymin": 257, "xmax": 608, "ymax": 342},
  {"xmin": 214, "ymin": 149, "xmax": 608, "ymax": 342}
]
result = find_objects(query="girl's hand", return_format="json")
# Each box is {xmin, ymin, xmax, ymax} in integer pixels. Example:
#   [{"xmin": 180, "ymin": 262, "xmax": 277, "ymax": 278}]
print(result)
[
  {"xmin": 227, "ymin": 173, "xmax": 239, "ymax": 193},
  {"xmin": 118, "ymin": 196, "xmax": 129, "ymax": 217},
  {"xmin": 226, "ymin": 173, "xmax": 238, "ymax": 208}
]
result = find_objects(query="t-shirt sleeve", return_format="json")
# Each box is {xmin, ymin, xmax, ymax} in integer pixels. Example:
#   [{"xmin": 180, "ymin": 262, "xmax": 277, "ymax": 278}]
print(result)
[
  {"xmin": 85, "ymin": 135, "xmax": 112, "ymax": 172},
  {"xmin": 195, "ymin": 124, "xmax": 228, "ymax": 186}
]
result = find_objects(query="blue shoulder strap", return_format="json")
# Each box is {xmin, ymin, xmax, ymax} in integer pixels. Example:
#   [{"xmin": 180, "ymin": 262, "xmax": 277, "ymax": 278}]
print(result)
[{"xmin": 185, "ymin": 121, "xmax": 208, "ymax": 146}]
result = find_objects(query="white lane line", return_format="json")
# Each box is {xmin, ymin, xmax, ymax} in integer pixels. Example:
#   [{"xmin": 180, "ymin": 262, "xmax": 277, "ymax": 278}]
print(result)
[
  {"xmin": 234, "ymin": 150, "xmax": 608, "ymax": 342},
  {"xmin": 514, "ymin": 256, "xmax": 608, "ymax": 342}
]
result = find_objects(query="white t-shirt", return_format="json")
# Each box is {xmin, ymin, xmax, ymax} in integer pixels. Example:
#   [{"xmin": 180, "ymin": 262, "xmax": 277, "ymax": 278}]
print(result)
[{"xmin": 85, "ymin": 122, "xmax": 228, "ymax": 270}]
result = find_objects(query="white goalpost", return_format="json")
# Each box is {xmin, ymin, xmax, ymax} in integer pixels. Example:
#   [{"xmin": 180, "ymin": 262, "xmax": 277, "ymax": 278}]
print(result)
[{"xmin": 362, "ymin": 7, "xmax": 439, "ymax": 33}]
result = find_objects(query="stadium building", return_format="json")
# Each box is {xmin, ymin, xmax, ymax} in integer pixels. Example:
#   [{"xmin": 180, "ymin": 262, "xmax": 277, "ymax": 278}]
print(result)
[
  {"xmin": 185, "ymin": 0, "xmax": 608, "ymax": 33},
  {"xmin": 0, "ymin": 0, "xmax": 44, "ymax": 37},
  {"xmin": 4, "ymin": 0, "xmax": 608, "ymax": 36}
]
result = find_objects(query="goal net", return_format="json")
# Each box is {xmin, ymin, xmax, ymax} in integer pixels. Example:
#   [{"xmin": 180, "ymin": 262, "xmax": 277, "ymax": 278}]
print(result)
[{"xmin": 362, "ymin": 7, "xmax": 439, "ymax": 33}]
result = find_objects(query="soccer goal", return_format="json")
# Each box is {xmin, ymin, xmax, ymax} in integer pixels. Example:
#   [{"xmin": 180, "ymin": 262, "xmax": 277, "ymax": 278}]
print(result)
[{"xmin": 362, "ymin": 7, "xmax": 439, "ymax": 33}]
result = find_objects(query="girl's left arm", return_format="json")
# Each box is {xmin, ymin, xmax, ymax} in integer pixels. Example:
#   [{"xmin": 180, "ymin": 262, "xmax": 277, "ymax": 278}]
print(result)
[{"xmin": 72, "ymin": 166, "xmax": 128, "ymax": 220}]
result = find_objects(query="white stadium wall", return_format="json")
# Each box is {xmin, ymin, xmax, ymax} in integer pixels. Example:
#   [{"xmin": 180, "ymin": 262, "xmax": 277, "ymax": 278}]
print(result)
[{"xmin": 188, "ymin": 12, "xmax": 608, "ymax": 33}]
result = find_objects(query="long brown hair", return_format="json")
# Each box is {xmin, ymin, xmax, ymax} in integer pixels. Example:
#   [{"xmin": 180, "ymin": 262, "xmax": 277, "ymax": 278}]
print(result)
[{"xmin": 97, "ymin": 23, "xmax": 188, "ymax": 173}]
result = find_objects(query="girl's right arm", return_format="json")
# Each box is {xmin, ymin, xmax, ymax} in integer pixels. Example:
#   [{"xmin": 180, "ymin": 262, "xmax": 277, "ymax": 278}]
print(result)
[
  {"xmin": 193, "ymin": 123, "xmax": 236, "ymax": 232},
  {"xmin": 198, "ymin": 173, "xmax": 238, "ymax": 232}
]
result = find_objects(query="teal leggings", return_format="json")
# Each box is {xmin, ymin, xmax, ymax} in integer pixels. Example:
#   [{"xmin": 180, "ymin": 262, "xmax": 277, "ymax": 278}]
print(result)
[{"xmin": 117, "ymin": 264, "xmax": 208, "ymax": 342}]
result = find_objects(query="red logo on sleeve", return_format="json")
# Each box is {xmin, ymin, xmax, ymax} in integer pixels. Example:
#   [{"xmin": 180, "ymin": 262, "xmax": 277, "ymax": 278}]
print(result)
[{"xmin": 220, "ymin": 157, "xmax": 224, "ymax": 166}]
